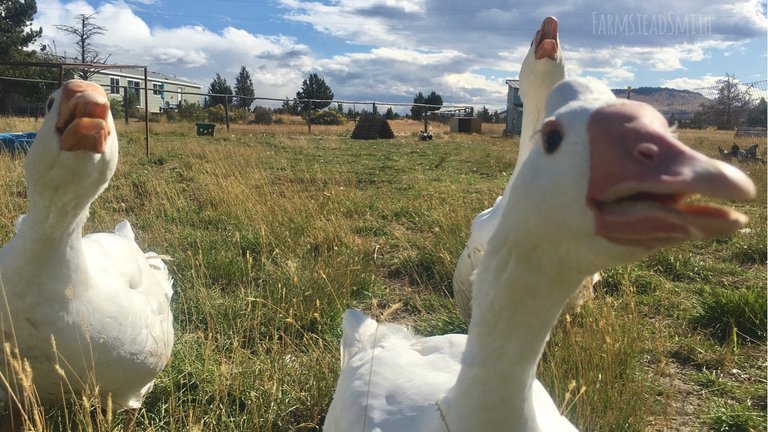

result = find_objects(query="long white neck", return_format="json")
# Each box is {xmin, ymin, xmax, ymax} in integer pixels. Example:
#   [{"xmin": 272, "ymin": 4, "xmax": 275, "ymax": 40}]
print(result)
[
  {"xmin": 437, "ymin": 214, "xmax": 584, "ymax": 431},
  {"xmin": 518, "ymin": 90, "xmax": 549, "ymax": 168},
  {"xmin": 21, "ymin": 192, "xmax": 89, "ymax": 240},
  {"xmin": 0, "ymin": 189, "xmax": 90, "ymax": 286},
  {"xmin": 499, "ymin": 66, "xmax": 564, "ymax": 207}
]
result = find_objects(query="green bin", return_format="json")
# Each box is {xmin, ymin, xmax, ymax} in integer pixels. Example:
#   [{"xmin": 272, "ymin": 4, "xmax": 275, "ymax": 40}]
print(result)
[{"xmin": 196, "ymin": 122, "xmax": 215, "ymax": 136}]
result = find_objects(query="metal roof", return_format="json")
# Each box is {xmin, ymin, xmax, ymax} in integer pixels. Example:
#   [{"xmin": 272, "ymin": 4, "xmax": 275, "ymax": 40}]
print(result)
[{"xmin": 97, "ymin": 68, "xmax": 201, "ymax": 88}]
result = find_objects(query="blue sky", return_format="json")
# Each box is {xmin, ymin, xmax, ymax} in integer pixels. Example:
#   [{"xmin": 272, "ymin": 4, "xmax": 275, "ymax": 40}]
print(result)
[{"xmin": 32, "ymin": 0, "xmax": 767, "ymax": 110}]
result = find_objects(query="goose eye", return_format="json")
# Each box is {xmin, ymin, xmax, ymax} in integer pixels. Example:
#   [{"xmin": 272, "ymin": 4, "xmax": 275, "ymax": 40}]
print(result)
[
  {"xmin": 46, "ymin": 97, "xmax": 55, "ymax": 113},
  {"xmin": 541, "ymin": 120, "xmax": 563, "ymax": 154}
]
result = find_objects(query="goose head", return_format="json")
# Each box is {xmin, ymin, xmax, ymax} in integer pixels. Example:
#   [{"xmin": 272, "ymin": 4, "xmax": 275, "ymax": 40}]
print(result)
[
  {"xmin": 24, "ymin": 80, "xmax": 118, "ymax": 223},
  {"xmin": 506, "ymin": 78, "xmax": 755, "ymax": 276},
  {"xmin": 518, "ymin": 16, "xmax": 565, "ymax": 107}
]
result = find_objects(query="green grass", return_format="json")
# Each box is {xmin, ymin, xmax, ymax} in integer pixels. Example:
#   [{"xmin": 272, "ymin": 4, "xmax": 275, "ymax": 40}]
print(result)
[
  {"xmin": 0, "ymin": 118, "xmax": 764, "ymax": 431},
  {"xmin": 707, "ymin": 399, "xmax": 764, "ymax": 432},
  {"xmin": 692, "ymin": 287, "xmax": 767, "ymax": 343}
]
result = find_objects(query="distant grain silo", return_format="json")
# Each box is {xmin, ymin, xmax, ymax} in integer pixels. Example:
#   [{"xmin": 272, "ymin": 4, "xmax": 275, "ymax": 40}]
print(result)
[{"xmin": 506, "ymin": 79, "xmax": 523, "ymax": 136}]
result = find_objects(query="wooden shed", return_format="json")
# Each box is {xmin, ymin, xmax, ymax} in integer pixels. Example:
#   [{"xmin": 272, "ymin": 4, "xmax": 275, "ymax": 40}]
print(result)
[{"xmin": 450, "ymin": 117, "xmax": 482, "ymax": 134}]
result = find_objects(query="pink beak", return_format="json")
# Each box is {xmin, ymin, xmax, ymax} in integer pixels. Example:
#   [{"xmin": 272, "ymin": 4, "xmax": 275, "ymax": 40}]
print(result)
[
  {"xmin": 55, "ymin": 80, "xmax": 111, "ymax": 154},
  {"xmin": 587, "ymin": 101, "xmax": 756, "ymax": 249}
]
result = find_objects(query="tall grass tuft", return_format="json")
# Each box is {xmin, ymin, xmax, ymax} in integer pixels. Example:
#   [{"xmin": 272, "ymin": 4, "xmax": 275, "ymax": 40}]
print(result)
[{"xmin": 691, "ymin": 287, "xmax": 767, "ymax": 343}]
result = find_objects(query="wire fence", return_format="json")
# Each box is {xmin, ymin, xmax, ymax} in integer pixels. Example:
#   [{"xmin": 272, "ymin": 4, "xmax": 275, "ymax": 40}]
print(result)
[
  {"xmin": 614, "ymin": 79, "xmax": 767, "ymax": 159},
  {"xmin": 1, "ymin": 74, "xmax": 766, "ymax": 159},
  {"xmin": 650, "ymin": 79, "xmax": 765, "ymax": 130},
  {"xmin": 0, "ymin": 74, "xmax": 473, "ymax": 130}
]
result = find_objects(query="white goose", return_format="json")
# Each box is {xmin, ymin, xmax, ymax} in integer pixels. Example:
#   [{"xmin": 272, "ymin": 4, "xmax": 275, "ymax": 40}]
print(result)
[
  {"xmin": 454, "ymin": 16, "xmax": 579, "ymax": 321},
  {"xmin": 0, "ymin": 80, "xmax": 174, "ymax": 431},
  {"xmin": 323, "ymin": 77, "xmax": 755, "ymax": 431}
]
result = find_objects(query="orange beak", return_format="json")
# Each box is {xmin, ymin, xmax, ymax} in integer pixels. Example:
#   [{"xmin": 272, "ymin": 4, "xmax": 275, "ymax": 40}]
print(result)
[
  {"xmin": 534, "ymin": 16, "xmax": 559, "ymax": 61},
  {"xmin": 55, "ymin": 80, "xmax": 111, "ymax": 154}
]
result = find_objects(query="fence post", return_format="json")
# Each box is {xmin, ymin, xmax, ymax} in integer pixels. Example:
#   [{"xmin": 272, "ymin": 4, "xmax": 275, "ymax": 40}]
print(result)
[
  {"xmin": 307, "ymin": 100, "xmax": 313, "ymax": 134},
  {"xmin": 224, "ymin": 95, "xmax": 230, "ymax": 133},
  {"xmin": 144, "ymin": 67, "xmax": 150, "ymax": 157},
  {"xmin": 123, "ymin": 86, "xmax": 129, "ymax": 125}
]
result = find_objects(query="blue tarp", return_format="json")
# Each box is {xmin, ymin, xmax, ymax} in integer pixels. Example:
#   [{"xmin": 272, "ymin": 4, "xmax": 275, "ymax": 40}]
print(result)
[{"xmin": 0, "ymin": 132, "xmax": 36, "ymax": 154}]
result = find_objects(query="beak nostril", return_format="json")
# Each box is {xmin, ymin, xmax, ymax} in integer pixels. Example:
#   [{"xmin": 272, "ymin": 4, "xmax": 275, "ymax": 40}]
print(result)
[{"xmin": 635, "ymin": 143, "xmax": 659, "ymax": 162}]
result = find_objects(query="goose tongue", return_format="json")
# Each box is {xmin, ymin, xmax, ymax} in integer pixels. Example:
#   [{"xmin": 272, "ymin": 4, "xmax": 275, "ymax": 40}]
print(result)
[
  {"xmin": 534, "ymin": 16, "xmax": 558, "ymax": 61},
  {"xmin": 55, "ymin": 81, "xmax": 111, "ymax": 154},
  {"xmin": 587, "ymin": 101, "xmax": 756, "ymax": 249}
]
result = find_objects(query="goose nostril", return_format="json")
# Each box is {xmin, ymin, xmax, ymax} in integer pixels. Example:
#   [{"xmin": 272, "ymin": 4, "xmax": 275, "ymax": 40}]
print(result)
[{"xmin": 635, "ymin": 143, "xmax": 659, "ymax": 162}]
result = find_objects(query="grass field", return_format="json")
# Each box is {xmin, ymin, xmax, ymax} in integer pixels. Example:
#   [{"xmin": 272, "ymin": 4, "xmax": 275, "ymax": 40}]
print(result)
[{"xmin": 0, "ymin": 117, "xmax": 764, "ymax": 431}]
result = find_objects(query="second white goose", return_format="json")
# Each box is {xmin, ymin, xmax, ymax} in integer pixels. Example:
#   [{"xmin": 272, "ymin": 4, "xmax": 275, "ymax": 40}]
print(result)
[{"xmin": 324, "ymin": 77, "xmax": 755, "ymax": 431}]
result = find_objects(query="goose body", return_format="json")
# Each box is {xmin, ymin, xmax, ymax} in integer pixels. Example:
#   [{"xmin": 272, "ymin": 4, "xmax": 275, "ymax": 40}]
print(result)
[
  {"xmin": 324, "ymin": 77, "xmax": 755, "ymax": 431},
  {"xmin": 0, "ymin": 81, "xmax": 173, "ymax": 425},
  {"xmin": 324, "ymin": 309, "xmax": 576, "ymax": 431}
]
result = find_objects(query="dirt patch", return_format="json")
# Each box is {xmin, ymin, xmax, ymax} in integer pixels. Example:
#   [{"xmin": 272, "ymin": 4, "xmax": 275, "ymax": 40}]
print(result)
[{"xmin": 647, "ymin": 359, "xmax": 707, "ymax": 431}]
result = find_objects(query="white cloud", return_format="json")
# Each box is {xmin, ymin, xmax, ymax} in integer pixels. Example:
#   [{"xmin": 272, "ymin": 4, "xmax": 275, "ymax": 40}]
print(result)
[
  {"xmin": 440, "ymin": 72, "xmax": 506, "ymax": 101},
  {"xmin": 34, "ymin": 0, "xmax": 317, "ymax": 98},
  {"xmin": 661, "ymin": 75, "xmax": 726, "ymax": 89},
  {"xmin": 29, "ymin": 0, "xmax": 765, "ymax": 110},
  {"xmin": 604, "ymin": 68, "xmax": 636, "ymax": 84}
]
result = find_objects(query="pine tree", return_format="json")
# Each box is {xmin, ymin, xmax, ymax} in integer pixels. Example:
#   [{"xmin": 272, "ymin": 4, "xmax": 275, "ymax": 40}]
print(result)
[
  {"xmin": 411, "ymin": 91, "xmax": 443, "ymax": 120},
  {"xmin": 410, "ymin": 92, "xmax": 427, "ymax": 120},
  {"xmin": 479, "ymin": 106, "xmax": 491, "ymax": 122},
  {"xmin": 295, "ymin": 73, "xmax": 334, "ymax": 112},
  {"xmin": 0, "ymin": 0, "xmax": 42, "ymax": 61},
  {"xmin": 206, "ymin": 73, "xmax": 233, "ymax": 108},
  {"xmin": 233, "ymin": 66, "xmax": 255, "ymax": 110},
  {"xmin": 0, "ymin": 0, "xmax": 45, "ymax": 112},
  {"xmin": 425, "ymin": 91, "xmax": 443, "ymax": 112}
]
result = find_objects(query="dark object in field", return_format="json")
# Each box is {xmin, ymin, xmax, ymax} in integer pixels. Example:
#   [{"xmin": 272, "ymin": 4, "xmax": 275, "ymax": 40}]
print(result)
[
  {"xmin": 722, "ymin": 144, "xmax": 765, "ymax": 164},
  {"xmin": 196, "ymin": 122, "xmax": 216, "ymax": 137},
  {"xmin": 419, "ymin": 130, "xmax": 433, "ymax": 141},
  {"xmin": 351, "ymin": 117, "xmax": 395, "ymax": 140}
]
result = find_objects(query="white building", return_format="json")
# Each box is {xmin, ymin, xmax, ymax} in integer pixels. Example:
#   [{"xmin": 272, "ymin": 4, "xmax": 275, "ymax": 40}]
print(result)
[{"xmin": 88, "ymin": 68, "xmax": 202, "ymax": 113}]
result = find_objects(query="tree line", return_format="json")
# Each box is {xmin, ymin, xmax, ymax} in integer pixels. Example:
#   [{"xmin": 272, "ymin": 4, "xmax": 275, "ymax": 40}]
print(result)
[
  {"xmin": 0, "ymin": 0, "xmax": 65, "ymax": 113},
  {"xmin": 690, "ymin": 74, "xmax": 767, "ymax": 130}
]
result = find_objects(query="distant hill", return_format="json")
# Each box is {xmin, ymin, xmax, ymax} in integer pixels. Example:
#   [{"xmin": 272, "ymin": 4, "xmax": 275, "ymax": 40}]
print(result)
[{"xmin": 611, "ymin": 87, "xmax": 710, "ymax": 120}]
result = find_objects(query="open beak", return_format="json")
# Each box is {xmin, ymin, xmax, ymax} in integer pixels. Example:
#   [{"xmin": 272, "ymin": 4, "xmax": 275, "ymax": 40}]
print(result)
[
  {"xmin": 586, "ymin": 101, "xmax": 756, "ymax": 249},
  {"xmin": 533, "ymin": 16, "xmax": 559, "ymax": 61},
  {"xmin": 55, "ymin": 80, "xmax": 111, "ymax": 154}
]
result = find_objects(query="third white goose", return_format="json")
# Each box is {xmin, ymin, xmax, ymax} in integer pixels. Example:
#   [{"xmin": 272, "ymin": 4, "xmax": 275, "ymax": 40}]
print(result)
[{"xmin": 453, "ymin": 16, "xmax": 605, "ymax": 322}]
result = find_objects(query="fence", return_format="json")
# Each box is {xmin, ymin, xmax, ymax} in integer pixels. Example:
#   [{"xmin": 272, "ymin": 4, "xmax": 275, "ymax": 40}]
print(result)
[
  {"xmin": 0, "ymin": 74, "xmax": 474, "ymax": 135},
  {"xmin": 615, "ymin": 79, "xmax": 767, "ymax": 159},
  {"xmin": 1, "ymin": 73, "xmax": 766, "ymax": 159}
]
